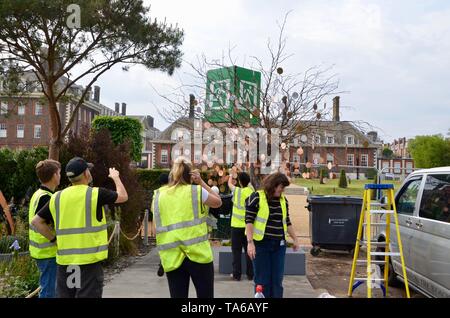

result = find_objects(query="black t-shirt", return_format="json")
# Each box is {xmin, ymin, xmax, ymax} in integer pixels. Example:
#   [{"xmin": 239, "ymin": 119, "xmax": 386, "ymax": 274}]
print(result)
[
  {"xmin": 35, "ymin": 186, "xmax": 54, "ymax": 225},
  {"xmin": 37, "ymin": 187, "xmax": 118, "ymax": 223}
]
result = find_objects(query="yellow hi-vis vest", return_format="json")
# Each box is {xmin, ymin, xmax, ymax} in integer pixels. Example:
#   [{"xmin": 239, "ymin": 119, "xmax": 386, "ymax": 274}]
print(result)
[
  {"xmin": 153, "ymin": 184, "xmax": 213, "ymax": 272},
  {"xmin": 252, "ymin": 190, "xmax": 288, "ymax": 241},
  {"xmin": 231, "ymin": 186, "xmax": 254, "ymax": 228},
  {"xmin": 29, "ymin": 188, "xmax": 57, "ymax": 259},
  {"xmin": 49, "ymin": 185, "xmax": 108, "ymax": 265}
]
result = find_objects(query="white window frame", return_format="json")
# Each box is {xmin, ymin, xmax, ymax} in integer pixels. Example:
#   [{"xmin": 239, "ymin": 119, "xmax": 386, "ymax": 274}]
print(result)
[
  {"xmin": 17, "ymin": 124, "xmax": 24, "ymax": 139},
  {"xmin": 35, "ymin": 103, "xmax": 43, "ymax": 116},
  {"xmin": 0, "ymin": 123, "xmax": 7, "ymax": 138},
  {"xmin": 18, "ymin": 104, "xmax": 25, "ymax": 116},
  {"xmin": 361, "ymin": 154, "xmax": 368, "ymax": 167},
  {"xmin": 314, "ymin": 135, "xmax": 321, "ymax": 144},
  {"xmin": 313, "ymin": 153, "xmax": 321, "ymax": 165},
  {"xmin": 326, "ymin": 153, "xmax": 334, "ymax": 164},
  {"xmin": 161, "ymin": 149, "xmax": 168, "ymax": 164},
  {"xmin": 346, "ymin": 135, "xmax": 354, "ymax": 145},
  {"xmin": 394, "ymin": 161, "xmax": 401, "ymax": 174},
  {"xmin": 406, "ymin": 162, "xmax": 413, "ymax": 174},
  {"xmin": 34, "ymin": 125, "xmax": 42, "ymax": 139},
  {"xmin": 347, "ymin": 154, "xmax": 354, "ymax": 166},
  {"xmin": 326, "ymin": 135, "xmax": 335, "ymax": 144}
]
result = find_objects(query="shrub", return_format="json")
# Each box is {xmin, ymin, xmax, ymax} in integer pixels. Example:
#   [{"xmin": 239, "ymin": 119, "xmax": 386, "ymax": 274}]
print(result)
[
  {"xmin": 339, "ymin": 169, "xmax": 348, "ymax": 188},
  {"xmin": 366, "ymin": 168, "xmax": 378, "ymax": 180},
  {"xmin": 0, "ymin": 255, "xmax": 39, "ymax": 298}
]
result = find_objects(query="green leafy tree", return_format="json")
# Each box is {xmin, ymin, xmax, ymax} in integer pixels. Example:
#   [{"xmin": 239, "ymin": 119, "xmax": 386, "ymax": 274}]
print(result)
[
  {"xmin": 338, "ymin": 169, "xmax": 347, "ymax": 188},
  {"xmin": 91, "ymin": 116, "xmax": 142, "ymax": 162},
  {"xmin": 408, "ymin": 135, "xmax": 450, "ymax": 168},
  {"xmin": 0, "ymin": 0, "xmax": 184, "ymax": 160},
  {"xmin": 382, "ymin": 147, "xmax": 394, "ymax": 159}
]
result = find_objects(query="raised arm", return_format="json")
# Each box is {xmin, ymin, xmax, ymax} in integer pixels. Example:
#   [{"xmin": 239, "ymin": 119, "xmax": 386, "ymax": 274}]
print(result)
[{"xmin": 109, "ymin": 168, "xmax": 128, "ymax": 204}]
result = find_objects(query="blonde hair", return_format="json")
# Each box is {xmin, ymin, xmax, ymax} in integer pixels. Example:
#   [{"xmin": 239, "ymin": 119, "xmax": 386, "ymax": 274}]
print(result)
[{"xmin": 168, "ymin": 156, "xmax": 192, "ymax": 187}]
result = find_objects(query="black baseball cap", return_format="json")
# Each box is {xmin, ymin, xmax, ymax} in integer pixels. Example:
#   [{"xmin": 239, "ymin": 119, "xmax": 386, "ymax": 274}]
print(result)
[{"xmin": 65, "ymin": 157, "xmax": 94, "ymax": 178}]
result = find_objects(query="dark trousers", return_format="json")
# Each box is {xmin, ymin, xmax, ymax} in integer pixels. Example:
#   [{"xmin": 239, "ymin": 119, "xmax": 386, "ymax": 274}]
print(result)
[
  {"xmin": 253, "ymin": 238, "xmax": 286, "ymax": 298},
  {"xmin": 165, "ymin": 258, "xmax": 214, "ymax": 298},
  {"xmin": 56, "ymin": 262, "xmax": 103, "ymax": 298},
  {"xmin": 231, "ymin": 227, "xmax": 254, "ymax": 279}
]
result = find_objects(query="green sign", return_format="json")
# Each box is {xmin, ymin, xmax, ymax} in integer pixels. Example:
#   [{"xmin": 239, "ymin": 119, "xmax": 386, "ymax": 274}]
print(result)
[{"xmin": 205, "ymin": 66, "xmax": 261, "ymax": 125}]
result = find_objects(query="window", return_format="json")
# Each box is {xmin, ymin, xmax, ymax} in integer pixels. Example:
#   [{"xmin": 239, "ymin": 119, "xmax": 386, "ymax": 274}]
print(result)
[
  {"xmin": 361, "ymin": 154, "xmax": 368, "ymax": 167},
  {"xmin": 17, "ymin": 104, "xmax": 25, "ymax": 115},
  {"xmin": 394, "ymin": 161, "xmax": 401, "ymax": 174},
  {"xmin": 314, "ymin": 135, "xmax": 321, "ymax": 144},
  {"xmin": 346, "ymin": 135, "xmax": 354, "ymax": 145},
  {"xmin": 326, "ymin": 136, "xmax": 334, "ymax": 144},
  {"xmin": 161, "ymin": 149, "xmax": 168, "ymax": 164},
  {"xmin": 0, "ymin": 123, "xmax": 6, "ymax": 138},
  {"xmin": 406, "ymin": 162, "xmax": 413, "ymax": 174},
  {"xmin": 194, "ymin": 150, "xmax": 202, "ymax": 164},
  {"xmin": 396, "ymin": 177, "xmax": 423, "ymax": 215},
  {"xmin": 84, "ymin": 109, "xmax": 87, "ymax": 122},
  {"xmin": 34, "ymin": 125, "xmax": 42, "ymax": 139},
  {"xmin": 78, "ymin": 108, "xmax": 81, "ymax": 121},
  {"xmin": 313, "ymin": 153, "xmax": 321, "ymax": 165},
  {"xmin": 347, "ymin": 154, "xmax": 354, "ymax": 166},
  {"xmin": 1, "ymin": 102, "xmax": 7, "ymax": 115},
  {"xmin": 17, "ymin": 124, "xmax": 24, "ymax": 138},
  {"xmin": 326, "ymin": 153, "xmax": 334, "ymax": 164},
  {"xmin": 293, "ymin": 154, "xmax": 300, "ymax": 163},
  {"xmin": 35, "ymin": 103, "xmax": 43, "ymax": 115},
  {"xmin": 419, "ymin": 174, "xmax": 450, "ymax": 223}
]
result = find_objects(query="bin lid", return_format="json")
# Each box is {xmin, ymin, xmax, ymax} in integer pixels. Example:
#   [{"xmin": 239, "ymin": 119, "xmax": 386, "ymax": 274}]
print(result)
[{"xmin": 307, "ymin": 195, "xmax": 363, "ymax": 205}]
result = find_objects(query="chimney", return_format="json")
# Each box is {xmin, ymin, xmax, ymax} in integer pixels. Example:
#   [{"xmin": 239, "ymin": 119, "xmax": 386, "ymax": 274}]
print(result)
[
  {"xmin": 147, "ymin": 116, "xmax": 154, "ymax": 128},
  {"xmin": 94, "ymin": 86, "xmax": 100, "ymax": 103},
  {"xmin": 121, "ymin": 102, "xmax": 127, "ymax": 116},
  {"xmin": 332, "ymin": 96, "xmax": 340, "ymax": 121},
  {"xmin": 367, "ymin": 131, "xmax": 378, "ymax": 142},
  {"xmin": 115, "ymin": 102, "xmax": 120, "ymax": 113},
  {"xmin": 189, "ymin": 94, "xmax": 195, "ymax": 119}
]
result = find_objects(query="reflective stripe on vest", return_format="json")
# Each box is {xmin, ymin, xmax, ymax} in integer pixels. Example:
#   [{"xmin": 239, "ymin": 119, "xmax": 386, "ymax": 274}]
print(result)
[
  {"xmin": 252, "ymin": 190, "xmax": 288, "ymax": 241},
  {"xmin": 29, "ymin": 188, "xmax": 57, "ymax": 259},
  {"xmin": 51, "ymin": 186, "xmax": 108, "ymax": 265},
  {"xmin": 154, "ymin": 184, "xmax": 213, "ymax": 272}
]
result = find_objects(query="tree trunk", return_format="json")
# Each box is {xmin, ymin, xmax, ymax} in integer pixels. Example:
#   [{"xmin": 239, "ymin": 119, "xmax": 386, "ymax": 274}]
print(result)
[{"xmin": 47, "ymin": 99, "xmax": 62, "ymax": 160}]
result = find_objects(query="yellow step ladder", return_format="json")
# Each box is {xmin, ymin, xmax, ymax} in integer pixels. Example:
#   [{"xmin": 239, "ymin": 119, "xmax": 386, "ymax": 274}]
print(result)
[{"xmin": 348, "ymin": 184, "xmax": 410, "ymax": 298}]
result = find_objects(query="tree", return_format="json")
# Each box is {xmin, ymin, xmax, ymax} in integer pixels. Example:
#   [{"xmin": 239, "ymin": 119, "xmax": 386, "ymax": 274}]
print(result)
[
  {"xmin": 0, "ymin": 0, "xmax": 183, "ymax": 160},
  {"xmin": 338, "ymin": 169, "xmax": 347, "ymax": 188},
  {"xmin": 382, "ymin": 147, "xmax": 394, "ymax": 159},
  {"xmin": 92, "ymin": 116, "xmax": 143, "ymax": 162},
  {"xmin": 408, "ymin": 135, "xmax": 450, "ymax": 168}
]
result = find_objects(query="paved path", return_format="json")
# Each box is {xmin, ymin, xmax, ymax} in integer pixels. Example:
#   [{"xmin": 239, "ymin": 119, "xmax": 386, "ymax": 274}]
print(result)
[{"xmin": 103, "ymin": 246, "xmax": 325, "ymax": 298}]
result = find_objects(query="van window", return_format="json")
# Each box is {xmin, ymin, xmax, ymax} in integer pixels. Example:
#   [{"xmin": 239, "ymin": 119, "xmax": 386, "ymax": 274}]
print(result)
[
  {"xmin": 396, "ymin": 177, "xmax": 423, "ymax": 215},
  {"xmin": 419, "ymin": 174, "xmax": 450, "ymax": 223}
]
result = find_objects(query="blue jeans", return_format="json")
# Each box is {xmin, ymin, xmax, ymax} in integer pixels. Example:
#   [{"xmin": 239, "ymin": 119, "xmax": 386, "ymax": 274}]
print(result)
[
  {"xmin": 35, "ymin": 258, "xmax": 57, "ymax": 298},
  {"xmin": 253, "ymin": 238, "xmax": 286, "ymax": 298}
]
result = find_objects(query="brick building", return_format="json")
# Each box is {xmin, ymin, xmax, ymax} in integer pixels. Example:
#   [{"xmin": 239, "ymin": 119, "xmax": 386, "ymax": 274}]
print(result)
[
  {"xmin": 0, "ymin": 73, "xmax": 120, "ymax": 150},
  {"xmin": 150, "ymin": 96, "xmax": 383, "ymax": 179}
]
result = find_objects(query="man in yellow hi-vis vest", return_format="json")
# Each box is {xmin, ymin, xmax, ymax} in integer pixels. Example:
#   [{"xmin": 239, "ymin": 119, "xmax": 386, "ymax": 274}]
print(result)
[
  {"xmin": 32, "ymin": 157, "xmax": 128, "ymax": 298},
  {"xmin": 29, "ymin": 159, "xmax": 61, "ymax": 298},
  {"xmin": 228, "ymin": 171, "xmax": 254, "ymax": 281}
]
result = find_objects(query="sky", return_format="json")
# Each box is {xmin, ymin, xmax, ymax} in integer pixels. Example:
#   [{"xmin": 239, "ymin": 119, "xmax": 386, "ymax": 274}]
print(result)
[{"xmin": 87, "ymin": 0, "xmax": 450, "ymax": 143}]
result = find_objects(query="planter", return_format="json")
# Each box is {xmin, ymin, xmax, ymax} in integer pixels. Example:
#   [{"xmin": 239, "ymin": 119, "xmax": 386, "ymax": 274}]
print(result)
[{"xmin": 0, "ymin": 251, "xmax": 30, "ymax": 262}]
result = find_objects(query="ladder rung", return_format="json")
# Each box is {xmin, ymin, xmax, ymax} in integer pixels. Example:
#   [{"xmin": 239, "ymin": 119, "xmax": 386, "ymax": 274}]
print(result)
[
  {"xmin": 370, "ymin": 210, "xmax": 394, "ymax": 214},
  {"xmin": 363, "ymin": 223, "xmax": 387, "ymax": 226},
  {"xmin": 370, "ymin": 252, "xmax": 400, "ymax": 257},
  {"xmin": 370, "ymin": 202, "xmax": 389, "ymax": 207},
  {"xmin": 356, "ymin": 260, "xmax": 387, "ymax": 264},
  {"xmin": 354, "ymin": 278, "xmax": 385, "ymax": 281},
  {"xmin": 359, "ymin": 241, "xmax": 387, "ymax": 246}
]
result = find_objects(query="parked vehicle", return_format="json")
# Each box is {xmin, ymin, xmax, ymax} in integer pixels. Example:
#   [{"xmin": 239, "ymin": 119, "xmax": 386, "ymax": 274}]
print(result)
[{"xmin": 377, "ymin": 167, "xmax": 450, "ymax": 298}]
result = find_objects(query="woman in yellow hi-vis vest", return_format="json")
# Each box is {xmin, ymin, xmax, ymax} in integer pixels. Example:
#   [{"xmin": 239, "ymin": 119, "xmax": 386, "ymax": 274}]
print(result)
[
  {"xmin": 153, "ymin": 156, "xmax": 222, "ymax": 298},
  {"xmin": 246, "ymin": 172, "xmax": 300, "ymax": 298}
]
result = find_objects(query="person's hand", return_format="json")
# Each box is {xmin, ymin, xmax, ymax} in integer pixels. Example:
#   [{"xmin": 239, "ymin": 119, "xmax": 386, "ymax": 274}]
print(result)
[
  {"xmin": 292, "ymin": 238, "xmax": 300, "ymax": 252},
  {"xmin": 108, "ymin": 168, "xmax": 120, "ymax": 179},
  {"xmin": 190, "ymin": 170, "xmax": 202, "ymax": 185},
  {"xmin": 247, "ymin": 241, "xmax": 256, "ymax": 260}
]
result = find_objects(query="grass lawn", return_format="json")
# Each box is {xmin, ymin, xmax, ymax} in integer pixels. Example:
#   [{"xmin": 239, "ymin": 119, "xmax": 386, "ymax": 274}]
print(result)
[{"xmin": 293, "ymin": 178, "xmax": 403, "ymax": 197}]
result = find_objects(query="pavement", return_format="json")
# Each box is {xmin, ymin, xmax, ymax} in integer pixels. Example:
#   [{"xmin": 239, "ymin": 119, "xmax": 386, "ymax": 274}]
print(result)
[{"xmin": 103, "ymin": 246, "xmax": 327, "ymax": 298}]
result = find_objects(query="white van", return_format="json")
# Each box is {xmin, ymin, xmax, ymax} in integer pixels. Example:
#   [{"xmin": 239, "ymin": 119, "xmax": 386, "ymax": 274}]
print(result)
[{"xmin": 377, "ymin": 167, "xmax": 450, "ymax": 298}]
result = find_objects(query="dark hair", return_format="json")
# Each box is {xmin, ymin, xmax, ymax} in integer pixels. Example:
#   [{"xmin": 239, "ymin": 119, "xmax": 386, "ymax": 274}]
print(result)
[
  {"xmin": 238, "ymin": 172, "xmax": 250, "ymax": 187},
  {"xmin": 159, "ymin": 173, "xmax": 169, "ymax": 186},
  {"xmin": 262, "ymin": 172, "xmax": 290, "ymax": 200},
  {"xmin": 36, "ymin": 159, "xmax": 61, "ymax": 183}
]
